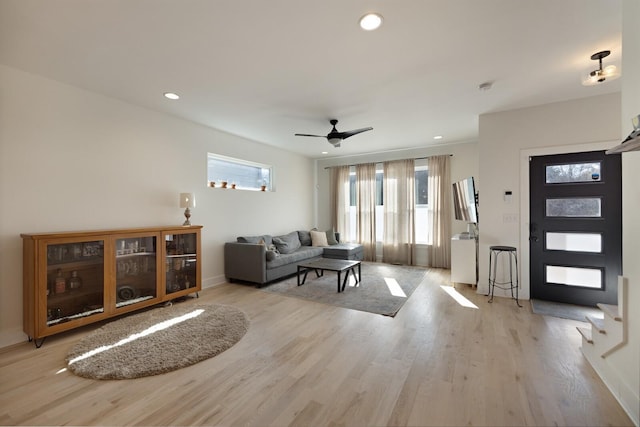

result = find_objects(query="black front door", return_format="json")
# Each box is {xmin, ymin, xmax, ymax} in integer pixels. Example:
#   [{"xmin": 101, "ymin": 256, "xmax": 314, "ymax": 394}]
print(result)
[{"xmin": 529, "ymin": 151, "xmax": 622, "ymax": 306}]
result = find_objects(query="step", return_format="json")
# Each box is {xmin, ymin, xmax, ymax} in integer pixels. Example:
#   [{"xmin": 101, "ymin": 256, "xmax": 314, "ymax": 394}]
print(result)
[
  {"xmin": 597, "ymin": 303, "xmax": 622, "ymax": 321},
  {"xmin": 586, "ymin": 316, "xmax": 606, "ymax": 334},
  {"xmin": 577, "ymin": 326, "xmax": 593, "ymax": 344}
]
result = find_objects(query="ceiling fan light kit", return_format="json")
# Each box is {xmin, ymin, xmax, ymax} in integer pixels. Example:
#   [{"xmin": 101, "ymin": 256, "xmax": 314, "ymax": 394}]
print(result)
[
  {"xmin": 582, "ymin": 50, "xmax": 620, "ymax": 86},
  {"xmin": 295, "ymin": 119, "xmax": 373, "ymax": 148}
]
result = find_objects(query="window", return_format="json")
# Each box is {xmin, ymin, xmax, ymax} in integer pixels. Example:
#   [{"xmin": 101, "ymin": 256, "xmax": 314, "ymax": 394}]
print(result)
[
  {"xmin": 207, "ymin": 153, "xmax": 272, "ymax": 191},
  {"xmin": 546, "ymin": 162, "xmax": 601, "ymax": 183},
  {"xmin": 347, "ymin": 162, "xmax": 431, "ymax": 244},
  {"xmin": 414, "ymin": 163, "xmax": 430, "ymax": 244}
]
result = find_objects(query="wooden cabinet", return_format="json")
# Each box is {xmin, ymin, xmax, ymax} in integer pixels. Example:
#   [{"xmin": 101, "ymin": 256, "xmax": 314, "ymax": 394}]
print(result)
[{"xmin": 21, "ymin": 225, "xmax": 202, "ymax": 346}]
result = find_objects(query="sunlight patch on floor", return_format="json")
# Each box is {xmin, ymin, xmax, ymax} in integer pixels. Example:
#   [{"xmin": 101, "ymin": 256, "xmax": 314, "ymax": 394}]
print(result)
[
  {"xmin": 67, "ymin": 309, "xmax": 204, "ymax": 366},
  {"xmin": 347, "ymin": 273, "xmax": 360, "ymax": 288},
  {"xmin": 440, "ymin": 285, "xmax": 478, "ymax": 309},
  {"xmin": 385, "ymin": 278, "xmax": 407, "ymax": 298}
]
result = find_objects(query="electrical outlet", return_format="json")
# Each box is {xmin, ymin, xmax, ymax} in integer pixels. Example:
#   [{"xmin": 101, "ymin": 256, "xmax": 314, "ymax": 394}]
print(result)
[{"xmin": 503, "ymin": 213, "xmax": 518, "ymax": 223}]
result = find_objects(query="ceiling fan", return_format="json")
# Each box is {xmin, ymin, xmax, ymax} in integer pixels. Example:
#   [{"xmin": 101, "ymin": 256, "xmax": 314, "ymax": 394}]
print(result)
[{"xmin": 295, "ymin": 119, "xmax": 373, "ymax": 147}]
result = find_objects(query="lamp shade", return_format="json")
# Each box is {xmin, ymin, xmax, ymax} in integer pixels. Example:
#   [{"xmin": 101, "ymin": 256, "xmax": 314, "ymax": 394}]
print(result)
[{"xmin": 179, "ymin": 193, "xmax": 195, "ymax": 209}]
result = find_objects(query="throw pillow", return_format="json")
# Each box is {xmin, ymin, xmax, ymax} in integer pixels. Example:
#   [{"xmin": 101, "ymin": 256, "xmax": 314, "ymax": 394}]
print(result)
[
  {"xmin": 310, "ymin": 230, "xmax": 329, "ymax": 247},
  {"xmin": 326, "ymin": 229, "xmax": 339, "ymax": 245},
  {"xmin": 272, "ymin": 231, "xmax": 301, "ymax": 254},
  {"xmin": 297, "ymin": 230, "xmax": 312, "ymax": 246}
]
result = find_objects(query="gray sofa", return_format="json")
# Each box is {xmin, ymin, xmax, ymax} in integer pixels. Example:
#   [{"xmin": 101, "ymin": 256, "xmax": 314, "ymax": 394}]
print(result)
[{"xmin": 224, "ymin": 229, "xmax": 364, "ymax": 285}]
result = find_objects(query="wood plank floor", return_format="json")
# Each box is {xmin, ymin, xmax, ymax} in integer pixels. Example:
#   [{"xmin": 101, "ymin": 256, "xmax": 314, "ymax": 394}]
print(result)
[{"xmin": 0, "ymin": 268, "xmax": 633, "ymax": 426}]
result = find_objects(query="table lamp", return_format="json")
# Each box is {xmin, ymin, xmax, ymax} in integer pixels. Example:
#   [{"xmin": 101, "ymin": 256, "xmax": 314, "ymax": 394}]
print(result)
[{"xmin": 179, "ymin": 193, "xmax": 195, "ymax": 226}]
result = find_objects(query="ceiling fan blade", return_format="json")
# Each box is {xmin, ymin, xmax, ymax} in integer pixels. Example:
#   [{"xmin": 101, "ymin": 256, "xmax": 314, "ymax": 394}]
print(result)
[
  {"xmin": 294, "ymin": 133, "xmax": 326, "ymax": 137},
  {"xmin": 339, "ymin": 127, "xmax": 373, "ymax": 139}
]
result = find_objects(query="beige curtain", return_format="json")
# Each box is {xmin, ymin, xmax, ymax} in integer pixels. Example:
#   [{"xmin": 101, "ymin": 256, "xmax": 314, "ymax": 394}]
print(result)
[
  {"xmin": 427, "ymin": 155, "xmax": 451, "ymax": 268},
  {"xmin": 330, "ymin": 166, "xmax": 351, "ymax": 242},
  {"xmin": 356, "ymin": 163, "xmax": 377, "ymax": 261},
  {"xmin": 382, "ymin": 159, "xmax": 415, "ymax": 265}
]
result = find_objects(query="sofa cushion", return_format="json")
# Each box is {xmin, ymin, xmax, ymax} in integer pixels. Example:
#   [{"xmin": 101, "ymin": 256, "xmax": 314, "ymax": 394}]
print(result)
[
  {"xmin": 326, "ymin": 229, "xmax": 339, "ymax": 245},
  {"xmin": 323, "ymin": 243, "xmax": 364, "ymax": 260},
  {"xmin": 273, "ymin": 231, "xmax": 301, "ymax": 254},
  {"xmin": 310, "ymin": 230, "xmax": 328, "ymax": 247},
  {"xmin": 266, "ymin": 246, "xmax": 323, "ymax": 269},
  {"xmin": 237, "ymin": 235, "xmax": 273, "ymax": 246},
  {"xmin": 266, "ymin": 250, "xmax": 278, "ymax": 261},
  {"xmin": 297, "ymin": 229, "xmax": 314, "ymax": 246}
]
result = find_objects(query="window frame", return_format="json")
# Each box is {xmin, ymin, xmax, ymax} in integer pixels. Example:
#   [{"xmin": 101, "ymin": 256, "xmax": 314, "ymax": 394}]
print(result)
[{"xmin": 207, "ymin": 153, "xmax": 273, "ymax": 191}]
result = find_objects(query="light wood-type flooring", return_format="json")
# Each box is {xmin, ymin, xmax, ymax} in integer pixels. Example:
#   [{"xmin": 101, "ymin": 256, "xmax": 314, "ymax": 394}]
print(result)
[{"xmin": 0, "ymin": 268, "xmax": 633, "ymax": 426}]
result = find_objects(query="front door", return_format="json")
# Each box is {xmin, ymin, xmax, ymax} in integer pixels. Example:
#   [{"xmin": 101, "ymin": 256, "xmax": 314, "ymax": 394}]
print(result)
[{"xmin": 529, "ymin": 151, "xmax": 622, "ymax": 306}]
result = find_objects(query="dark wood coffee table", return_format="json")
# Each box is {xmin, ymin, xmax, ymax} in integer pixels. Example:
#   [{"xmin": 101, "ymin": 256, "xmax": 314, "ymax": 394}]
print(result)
[{"xmin": 297, "ymin": 258, "xmax": 361, "ymax": 292}]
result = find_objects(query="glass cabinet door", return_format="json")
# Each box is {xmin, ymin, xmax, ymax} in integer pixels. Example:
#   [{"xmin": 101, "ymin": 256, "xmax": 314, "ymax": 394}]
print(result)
[
  {"xmin": 165, "ymin": 232, "xmax": 198, "ymax": 295},
  {"xmin": 46, "ymin": 240, "xmax": 105, "ymax": 326},
  {"xmin": 115, "ymin": 235, "xmax": 158, "ymax": 308}
]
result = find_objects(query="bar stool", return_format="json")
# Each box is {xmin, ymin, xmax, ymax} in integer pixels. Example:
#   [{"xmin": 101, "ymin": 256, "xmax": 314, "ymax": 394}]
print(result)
[{"xmin": 488, "ymin": 245, "xmax": 522, "ymax": 307}]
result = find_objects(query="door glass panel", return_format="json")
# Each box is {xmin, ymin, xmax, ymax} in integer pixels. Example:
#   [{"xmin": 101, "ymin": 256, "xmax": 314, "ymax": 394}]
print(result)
[
  {"xmin": 546, "ymin": 232, "xmax": 602, "ymax": 253},
  {"xmin": 546, "ymin": 162, "xmax": 601, "ymax": 183},
  {"xmin": 46, "ymin": 241, "xmax": 104, "ymax": 325},
  {"xmin": 165, "ymin": 233, "xmax": 198, "ymax": 294},
  {"xmin": 115, "ymin": 236, "xmax": 157, "ymax": 308},
  {"xmin": 546, "ymin": 197, "xmax": 601, "ymax": 217},
  {"xmin": 546, "ymin": 265, "xmax": 602, "ymax": 289}
]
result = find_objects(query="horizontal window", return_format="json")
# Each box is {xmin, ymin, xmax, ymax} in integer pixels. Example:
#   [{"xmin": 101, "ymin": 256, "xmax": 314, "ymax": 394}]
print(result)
[
  {"xmin": 546, "ymin": 265, "xmax": 602, "ymax": 289},
  {"xmin": 545, "ymin": 232, "xmax": 602, "ymax": 253},
  {"xmin": 207, "ymin": 153, "xmax": 272, "ymax": 191},
  {"xmin": 546, "ymin": 162, "xmax": 601, "ymax": 183},
  {"xmin": 546, "ymin": 197, "xmax": 601, "ymax": 217}
]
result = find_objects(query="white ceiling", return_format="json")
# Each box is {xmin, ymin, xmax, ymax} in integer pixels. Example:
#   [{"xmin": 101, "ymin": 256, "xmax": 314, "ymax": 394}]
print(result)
[{"xmin": 0, "ymin": 0, "xmax": 622, "ymax": 159}]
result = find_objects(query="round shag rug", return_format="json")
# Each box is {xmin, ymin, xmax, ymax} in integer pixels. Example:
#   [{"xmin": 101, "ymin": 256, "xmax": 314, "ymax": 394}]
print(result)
[{"xmin": 66, "ymin": 303, "xmax": 249, "ymax": 380}]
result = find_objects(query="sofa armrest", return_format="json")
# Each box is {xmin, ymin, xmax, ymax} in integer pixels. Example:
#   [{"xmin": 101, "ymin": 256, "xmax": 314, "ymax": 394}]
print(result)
[{"xmin": 224, "ymin": 242, "xmax": 267, "ymax": 284}]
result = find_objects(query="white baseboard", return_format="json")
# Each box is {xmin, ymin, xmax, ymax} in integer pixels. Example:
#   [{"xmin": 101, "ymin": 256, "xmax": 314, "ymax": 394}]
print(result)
[
  {"xmin": 202, "ymin": 274, "xmax": 227, "ymax": 289},
  {"xmin": 0, "ymin": 329, "xmax": 28, "ymax": 350}
]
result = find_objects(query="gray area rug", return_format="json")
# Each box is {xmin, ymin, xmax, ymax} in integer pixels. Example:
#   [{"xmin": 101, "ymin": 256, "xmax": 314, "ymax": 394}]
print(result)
[
  {"xmin": 260, "ymin": 262, "xmax": 429, "ymax": 317},
  {"xmin": 66, "ymin": 303, "xmax": 249, "ymax": 380},
  {"xmin": 530, "ymin": 299, "xmax": 603, "ymax": 322}
]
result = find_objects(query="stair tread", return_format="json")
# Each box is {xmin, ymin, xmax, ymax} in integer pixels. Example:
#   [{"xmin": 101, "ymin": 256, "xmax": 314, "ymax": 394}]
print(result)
[
  {"xmin": 586, "ymin": 316, "xmax": 606, "ymax": 333},
  {"xmin": 597, "ymin": 303, "xmax": 622, "ymax": 321},
  {"xmin": 577, "ymin": 326, "xmax": 593, "ymax": 344}
]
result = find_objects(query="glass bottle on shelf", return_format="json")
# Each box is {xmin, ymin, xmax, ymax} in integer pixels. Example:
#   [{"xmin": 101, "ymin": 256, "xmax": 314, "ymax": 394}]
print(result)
[
  {"xmin": 68, "ymin": 270, "xmax": 82, "ymax": 290},
  {"xmin": 54, "ymin": 269, "xmax": 66, "ymax": 294}
]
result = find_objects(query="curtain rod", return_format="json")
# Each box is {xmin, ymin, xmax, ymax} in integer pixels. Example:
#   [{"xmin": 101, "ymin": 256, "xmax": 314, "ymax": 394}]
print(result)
[{"xmin": 323, "ymin": 154, "xmax": 453, "ymax": 169}]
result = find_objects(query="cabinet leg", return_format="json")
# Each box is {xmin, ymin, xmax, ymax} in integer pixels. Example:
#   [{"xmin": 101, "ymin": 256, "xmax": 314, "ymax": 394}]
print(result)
[{"xmin": 29, "ymin": 336, "xmax": 46, "ymax": 348}]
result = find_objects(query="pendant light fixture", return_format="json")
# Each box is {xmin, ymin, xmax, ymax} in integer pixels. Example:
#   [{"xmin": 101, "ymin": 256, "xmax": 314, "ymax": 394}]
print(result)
[{"xmin": 582, "ymin": 50, "xmax": 620, "ymax": 86}]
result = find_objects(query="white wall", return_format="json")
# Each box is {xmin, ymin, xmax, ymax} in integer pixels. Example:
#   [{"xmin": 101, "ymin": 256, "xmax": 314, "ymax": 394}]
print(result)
[
  {"xmin": 315, "ymin": 142, "xmax": 479, "ymax": 265},
  {"xmin": 478, "ymin": 93, "xmax": 621, "ymax": 300},
  {"xmin": 606, "ymin": 0, "xmax": 640, "ymax": 423},
  {"xmin": 0, "ymin": 65, "xmax": 315, "ymax": 348}
]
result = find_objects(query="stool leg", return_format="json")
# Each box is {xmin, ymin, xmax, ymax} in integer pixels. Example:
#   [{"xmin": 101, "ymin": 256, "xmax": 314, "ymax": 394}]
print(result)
[
  {"xmin": 509, "ymin": 253, "xmax": 514, "ymax": 299},
  {"xmin": 488, "ymin": 250, "xmax": 495, "ymax": 303},
  {"xmin": 513, "ymin": 251, "xmax": 522, "ymax": 307}
]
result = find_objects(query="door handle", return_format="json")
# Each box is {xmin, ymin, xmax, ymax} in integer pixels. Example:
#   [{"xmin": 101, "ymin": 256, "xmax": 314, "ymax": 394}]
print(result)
[{"xmin": 529, "ymin": 223, "xmax": 539, "ymax": 242}]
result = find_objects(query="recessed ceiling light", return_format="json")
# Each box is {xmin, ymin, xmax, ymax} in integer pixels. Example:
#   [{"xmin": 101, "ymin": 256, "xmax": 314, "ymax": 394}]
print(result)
[
  {"xmin": 433, "ymin": 135, "xmax": 443, "ymax": 140},
  {"xmin": 322, "ymin": 151, "xmax": 328, "ymax": 155},
  {"xmin": 163, "ymin": 92, "xmax": 180, "ymax": 100},
  {"xmin": 359, "ymin": 13, "xmax": 383, "ymax": 31}
]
